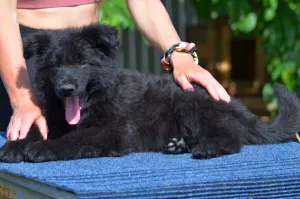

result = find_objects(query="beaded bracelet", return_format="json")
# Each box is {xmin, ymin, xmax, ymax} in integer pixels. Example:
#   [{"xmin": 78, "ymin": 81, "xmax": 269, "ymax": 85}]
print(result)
[{"xmin": 161, "ymin": 42, "xmax": 199, "ymax": 72}]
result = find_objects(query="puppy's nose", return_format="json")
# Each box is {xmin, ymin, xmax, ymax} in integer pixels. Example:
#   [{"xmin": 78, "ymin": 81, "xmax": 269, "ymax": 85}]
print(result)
[{"xmin": 59, "ymin": 84, "xmax": 75, "ymax": 96}]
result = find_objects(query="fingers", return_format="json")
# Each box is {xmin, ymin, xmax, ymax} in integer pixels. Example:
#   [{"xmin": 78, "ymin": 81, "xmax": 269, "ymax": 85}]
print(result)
[
  {"xmin": 6, "ymin": 108, "xmax": 48, "ymax": 141},
  {"xmin": 176, "ymin": 71, "xmax": 227, "ymax": 102},
  {"xmin": 186, "ymin": 42, "xmax": 195, "ymax": 51},
  {"xmin": 205, "ymin": 76, "xmax": 230, "ymax": 102},
  {"xmin": 176, "ymin": 75, "xmax": 195, "ymax": 92},
  {"xmin": 202, "ymin": 80, "xmax": 221, "ymax": 101},
  {"xmin": 35, "ymin": 116, "xmax": 48, "ymax": 140},
  {"xmin": 7, "ymin": 115, "xmax": 21, "ymax": 141},
  {"xmin": 190, "ymin": 69, "xmax": 231, "ymax": 103},
  {"xmin": 208, "ymin": 74, "xmax": 230, "ymax": 102},
  {"xmin": 19, "ymin": 113, "xmax": 36, "ymax": 140},
  {"xmin": 214, "ymin": 81, "xmax": 231, "ymax": 103},
  {"xmin": 168, "ymin": 50, "xmax": 230, "ymax": 102}
]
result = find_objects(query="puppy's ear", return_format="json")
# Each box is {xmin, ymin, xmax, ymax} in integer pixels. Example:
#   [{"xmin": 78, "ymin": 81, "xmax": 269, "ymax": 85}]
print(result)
[
  {"xmin": 23, "ymin": 32, "xmax": 52, "ymax": 59},
  {"xmin": 81, "ymin": 24, "xmax": 119, "ymax": 57}
]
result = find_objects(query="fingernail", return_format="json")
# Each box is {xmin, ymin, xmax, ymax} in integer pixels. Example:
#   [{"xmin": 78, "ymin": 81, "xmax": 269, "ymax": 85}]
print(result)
[
  {"xmin": 225, "ymin": 96, "xmax": 231, "ymax": 102},
  {"xmin": 187, "ymin": 88, "xmax": 195, "ymax": 92},
  {"xmin": 43, "ymin": 134, "xmax": 47, "ymax": 140},
  {"xmin": 19, "ymin": 135, "xmax": 25, "ymax": 140}
]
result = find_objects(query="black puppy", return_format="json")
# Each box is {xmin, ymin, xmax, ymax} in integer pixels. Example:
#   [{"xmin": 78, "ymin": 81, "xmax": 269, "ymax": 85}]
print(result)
[{"xmin": 0, "ymin": 24, "xmax": 299, "ymax": 163}]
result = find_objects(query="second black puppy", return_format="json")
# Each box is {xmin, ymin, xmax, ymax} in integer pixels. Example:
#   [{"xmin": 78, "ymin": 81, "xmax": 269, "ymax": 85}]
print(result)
[{"xmin": 0, "ymin": 24, "xmax": 299, "ymax": 163}]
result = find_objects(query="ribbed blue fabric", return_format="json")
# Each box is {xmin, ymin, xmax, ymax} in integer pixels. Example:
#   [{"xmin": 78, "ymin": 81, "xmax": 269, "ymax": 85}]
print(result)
[{"xmin": 0, "ymin": 132, "xmax": 300, "ymax": 199}]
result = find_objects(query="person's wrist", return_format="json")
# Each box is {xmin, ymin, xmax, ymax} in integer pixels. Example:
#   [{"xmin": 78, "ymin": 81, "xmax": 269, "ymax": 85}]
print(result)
[
  {"xmin": 170, "ymin": 52, "xmax": 195, "ymax": 68},
  {"xmin": 3, "ymin": 67, "xmax": 36, "ymax": 109},
  {"xmin": 9, "ymin": 88, "xmax": 38, "ymax": 110},
  {"xmin": 161, "ymin": 42, "xmax": 198, "ymax": 72}
]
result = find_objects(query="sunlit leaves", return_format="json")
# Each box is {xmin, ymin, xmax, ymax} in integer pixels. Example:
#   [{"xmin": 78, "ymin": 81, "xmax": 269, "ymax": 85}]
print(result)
[
  {"xmin": 100, "ymin": 0, "xmax": 135, "ymax": 30},
  {"xmin": 235, "ymin": 12, "xmax": 257, "ymax": 33},
  {"xmin": 263, "ymin": 0, "xmax": 278, "ymax": 9},
  {"xmin": 262, "ymin": 83, "xmax": 274, "ymax": 102},
  {"xmin": 264, "ymin": 8, "xmax": 276, "ymax": 21}
]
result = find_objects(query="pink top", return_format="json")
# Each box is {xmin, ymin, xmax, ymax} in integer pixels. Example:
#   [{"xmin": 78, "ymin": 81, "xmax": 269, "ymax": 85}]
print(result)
[{"xmin": 17, "ymin": 0, "xmax": 99, "ymax": 9}]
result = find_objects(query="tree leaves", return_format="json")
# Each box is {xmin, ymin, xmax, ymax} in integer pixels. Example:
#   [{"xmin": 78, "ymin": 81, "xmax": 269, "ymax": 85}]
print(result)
[
  {"xmin": 263, "ymin": 0, "xmax": 278, "ymax": 21},
  {"xmin": 263, "ymin": 0, "xmax": 278, "ymax": 9},
  {"xmin": 262, "ymin": 83, "xmax": 274, "ymax": 102},
  {"xmin": 99, "ymin": 0, "xmax": 136, "ymax": 30},
  {"xmin": 264, "ymin": 8, "xmax": 276, "ymax": 21},
  {"xmin": 235, "ymin": 12, "xmax": 257, "ymax": 33}
]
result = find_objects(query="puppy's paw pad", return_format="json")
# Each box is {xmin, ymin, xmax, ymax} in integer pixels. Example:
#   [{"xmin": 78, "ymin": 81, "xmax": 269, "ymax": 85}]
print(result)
[
  {"xmin": 192, "ymin": 142, "xmax": 219, "ymax": 159},
  {"xmin": 25, "ymin": 142, "xmax": 56, "ymax": 162},
  {"xmin": 0, "ymin": 142, "xmax": 24, "ymax": 163},
  {"xmin": 164, "ymin": 138, "xmax": 187, "ymax": 154}
]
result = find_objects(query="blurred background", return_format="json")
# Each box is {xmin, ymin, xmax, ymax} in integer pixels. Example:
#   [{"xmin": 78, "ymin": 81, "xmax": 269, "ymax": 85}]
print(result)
[{"xmin": 101, "ymin": 0, "xmax": 300, "ymax": 120}]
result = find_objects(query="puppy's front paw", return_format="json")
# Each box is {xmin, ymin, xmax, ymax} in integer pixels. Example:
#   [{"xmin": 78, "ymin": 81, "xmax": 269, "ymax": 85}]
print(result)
[
  {"xmin": 0, "ymin": 142, "xmax": 24, "ymax": 163},
  {"xmin": 24, "ymin": 142, "xmax": 57, "ymax": 162},
  {"xmin": 164, "ymin": 138, "xmax": 187, "ymax": 154},
  {"xmin": 192, "ymin": 142, "xmax": 219, "ymax": 159}
]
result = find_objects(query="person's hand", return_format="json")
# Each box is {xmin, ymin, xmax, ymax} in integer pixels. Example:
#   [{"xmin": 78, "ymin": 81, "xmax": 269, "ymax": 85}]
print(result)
[
  {"xmin": 170, "ymin": 52, "xmax": 231, "ymax": 103},
  {"xmin": 7, "ymin": 95, "xmax": 48, "ymax": 141}
]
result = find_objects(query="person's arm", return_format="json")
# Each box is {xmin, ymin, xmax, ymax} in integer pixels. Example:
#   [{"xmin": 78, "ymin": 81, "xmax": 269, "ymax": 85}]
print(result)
[
  {"xmin": 0, "ymin": 0, "xmax": 48, "ymax": 141},
  {"xmin": 126, "ymin": 0, "xmax": 230, "ymax": 102}
]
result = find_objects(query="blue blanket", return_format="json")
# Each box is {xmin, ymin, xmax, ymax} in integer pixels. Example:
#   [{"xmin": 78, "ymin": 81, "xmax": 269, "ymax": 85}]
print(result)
[{"xmin": 0, "ymin": 132, "xmax": 300, "ymax": 199}]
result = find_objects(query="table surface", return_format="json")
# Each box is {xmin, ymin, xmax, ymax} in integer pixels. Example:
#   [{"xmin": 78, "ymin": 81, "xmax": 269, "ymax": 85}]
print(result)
[{"xmin": 0, "ymin": 132, "xmax": 300, "ymax": 199}]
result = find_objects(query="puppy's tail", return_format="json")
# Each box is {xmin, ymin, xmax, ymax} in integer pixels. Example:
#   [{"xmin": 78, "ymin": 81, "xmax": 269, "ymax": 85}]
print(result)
[{"xmin": 243, "ymin": 84, "xmax": 300, "ymax": 144}]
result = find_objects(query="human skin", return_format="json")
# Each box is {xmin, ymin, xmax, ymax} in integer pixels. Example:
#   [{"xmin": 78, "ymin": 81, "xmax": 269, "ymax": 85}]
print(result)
[{"xmin": 0, "ymin": 0, "xmax": 230, "ymax": 141}]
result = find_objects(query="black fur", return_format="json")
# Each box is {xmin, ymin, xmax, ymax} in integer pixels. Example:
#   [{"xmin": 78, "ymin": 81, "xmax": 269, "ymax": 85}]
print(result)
[{"xmin": 0, "ymin": 24, "xmax": 299, "ymax": 163}]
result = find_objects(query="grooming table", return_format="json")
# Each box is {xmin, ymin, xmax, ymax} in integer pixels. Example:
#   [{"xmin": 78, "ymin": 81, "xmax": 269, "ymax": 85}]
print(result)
[{"xmin": 0, "ymin": 132, "xmax": 299, "ymax": 199}]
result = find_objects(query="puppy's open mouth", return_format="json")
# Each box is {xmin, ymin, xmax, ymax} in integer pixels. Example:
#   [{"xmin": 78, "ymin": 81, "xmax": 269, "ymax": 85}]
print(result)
[{"xmin": 65, "ymin": 96, "xmax": 82, "ymax": 125}]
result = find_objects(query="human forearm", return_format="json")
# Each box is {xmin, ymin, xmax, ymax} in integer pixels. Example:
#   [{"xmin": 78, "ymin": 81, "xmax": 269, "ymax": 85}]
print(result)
[
  {"xmin": 126, "ymin": 0, "xmax": 180, "ymax": 55},
  {"xmin": 0, "ymin": 0, "xmax": 33, "ymax": 107},
  {"xmin": 126, "ymin": 0, "xmax": 230, "ymax": 102}
]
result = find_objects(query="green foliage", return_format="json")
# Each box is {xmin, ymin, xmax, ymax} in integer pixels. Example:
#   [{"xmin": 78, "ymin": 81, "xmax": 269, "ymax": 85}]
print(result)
[
  {"xmin": 100, "ymin": 0, "xmax": 151, "ymax": 46},
  {"xmin": 192, "ymin": 0, "xmax": 300, "ymax": 111},
  {"xmin": 99, "ymin": 0, "xmax": 135, "ymax": 30}
]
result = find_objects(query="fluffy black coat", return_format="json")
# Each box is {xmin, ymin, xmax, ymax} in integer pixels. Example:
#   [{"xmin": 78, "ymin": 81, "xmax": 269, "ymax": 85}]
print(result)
[{"xmin": 0, "ymin": 24, "xmax": 299, "ymax": 163}]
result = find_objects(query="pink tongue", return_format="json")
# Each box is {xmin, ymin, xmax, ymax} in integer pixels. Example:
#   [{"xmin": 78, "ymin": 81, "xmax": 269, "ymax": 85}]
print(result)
[{"xmin": 65, "ymin": 97, "xmax": 81, "ymax": 125}]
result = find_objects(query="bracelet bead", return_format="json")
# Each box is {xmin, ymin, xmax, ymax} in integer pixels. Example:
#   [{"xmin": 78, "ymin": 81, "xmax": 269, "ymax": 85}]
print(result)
[{"xmin": 161, "ymin": 42, "xmax": 199, "ymax": 72}]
